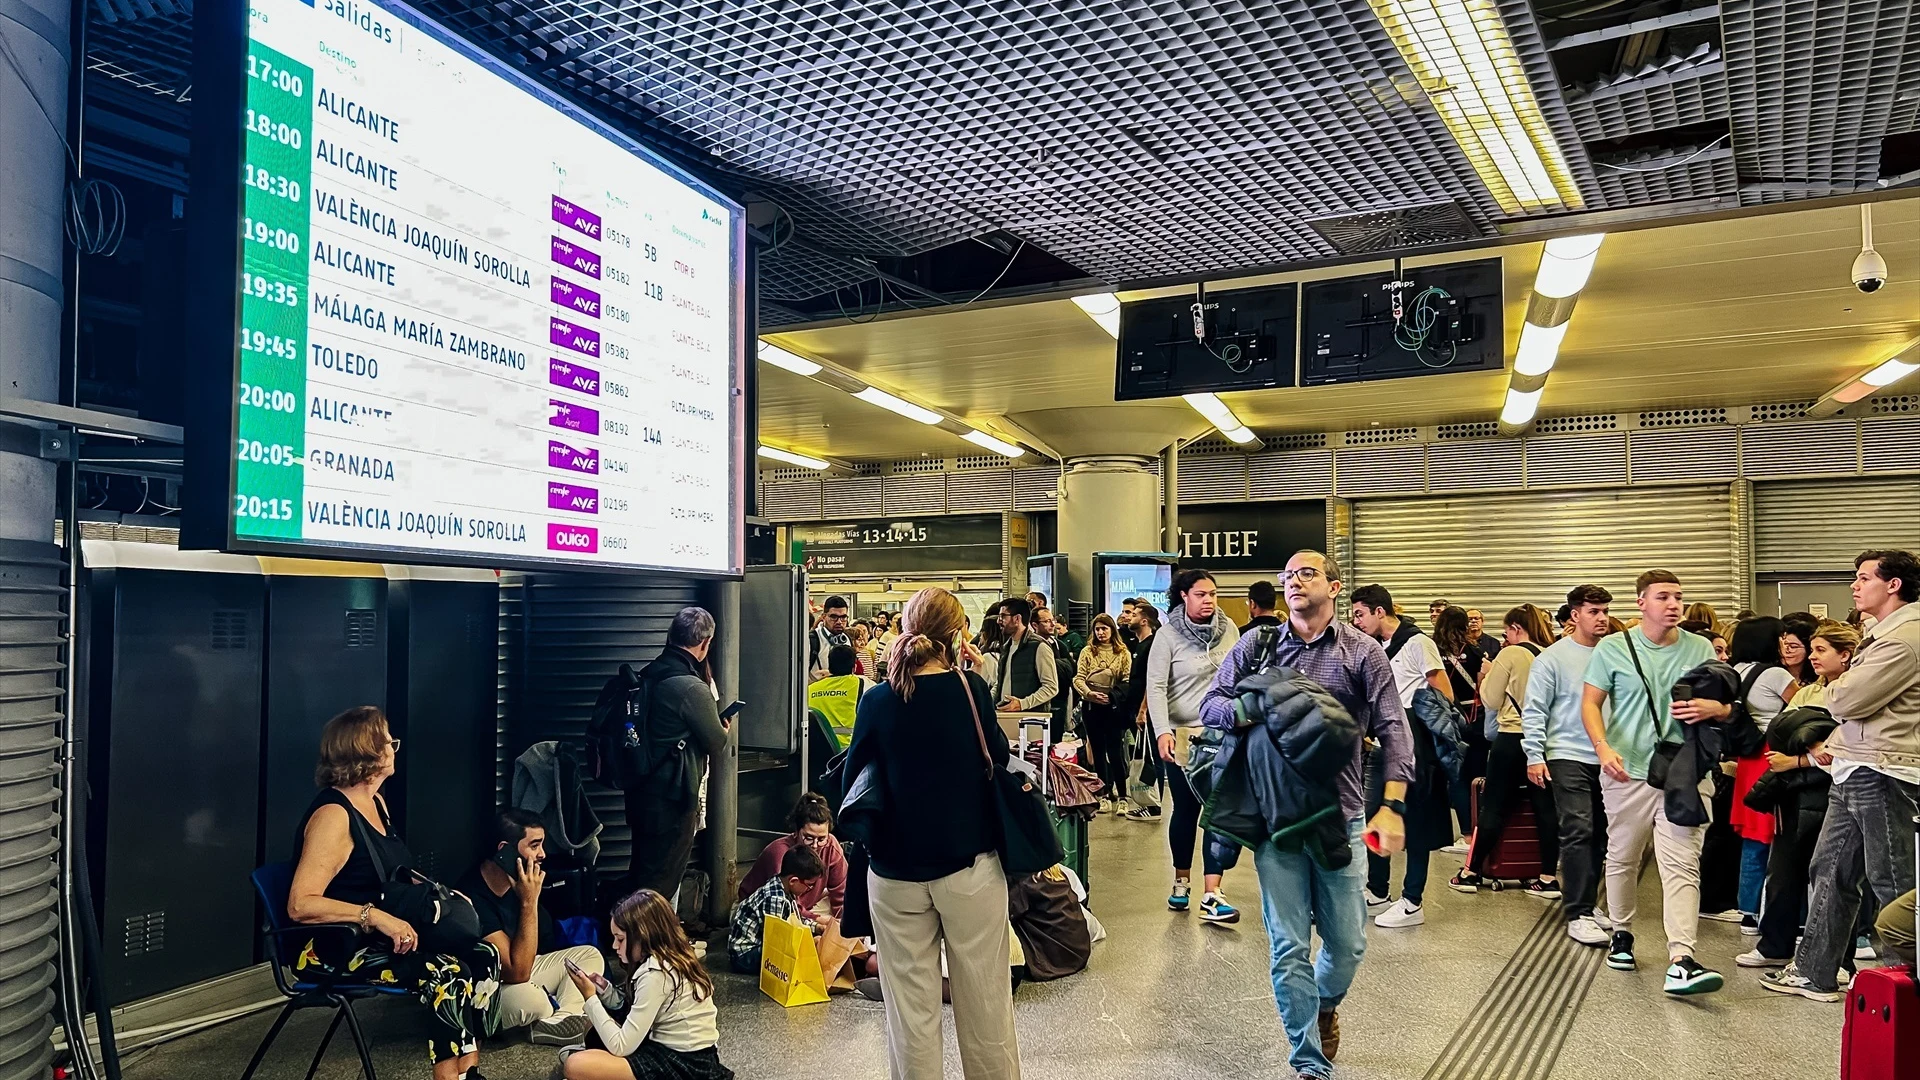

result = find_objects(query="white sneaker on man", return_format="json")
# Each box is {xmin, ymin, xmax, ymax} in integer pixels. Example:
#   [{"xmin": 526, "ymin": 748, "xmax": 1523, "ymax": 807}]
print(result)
[
  {"xmin": 1365, "ymin": 889, "xmax": 1393, "ymax": 914},
  {"xmin": 1440, "ymin": 841, "xmax": 1470, "ymax": 856},
  {"xmin": 1593, "ymin": 910, "xmax": 1613, "ymax": 931},
  {"xmin": 1566, "ymin": 916, "xmax": 1609, "ymax": 947},
  {"xmin": 1736, "ymin": 948, "xmax": 1789, "ymax": 969},
  {"xmin": 1374, "ymin": 898, "xmax": 1425, "ymax": 928}
]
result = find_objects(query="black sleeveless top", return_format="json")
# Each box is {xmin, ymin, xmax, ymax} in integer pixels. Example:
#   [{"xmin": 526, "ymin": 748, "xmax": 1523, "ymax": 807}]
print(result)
[{"xmin": 294, "ymin": 788, "xmax": 413, "ymax": 905}]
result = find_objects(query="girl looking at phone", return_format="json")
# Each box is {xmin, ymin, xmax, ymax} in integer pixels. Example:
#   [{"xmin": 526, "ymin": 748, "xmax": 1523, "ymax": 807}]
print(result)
[{"xmin": 560, "ymin": 890, "xmax": 732, "ymax": 1080}]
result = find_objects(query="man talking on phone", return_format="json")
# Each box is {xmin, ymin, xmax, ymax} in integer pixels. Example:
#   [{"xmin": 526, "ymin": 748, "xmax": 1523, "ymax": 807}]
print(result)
[
  {"xmin": 1199, "ymin": 550, "xmax": 1410, "ymax": 1080},
  {"xmin": 1579, "ymin": 570, "xmax": 1723, "ymax": 997},
  {"xmin": 457, "ymin": 810, "xmax": 606, "ymax": 1044}
]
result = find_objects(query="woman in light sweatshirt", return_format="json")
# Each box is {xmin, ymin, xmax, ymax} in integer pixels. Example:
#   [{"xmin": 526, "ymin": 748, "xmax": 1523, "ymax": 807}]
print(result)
[{"xmin": 1147, "ymin": 569, "xmax": 1242, "ymax": 923}]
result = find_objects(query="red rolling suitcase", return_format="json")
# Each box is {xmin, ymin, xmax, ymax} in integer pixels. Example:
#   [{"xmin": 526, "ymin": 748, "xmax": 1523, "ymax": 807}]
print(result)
[
  {"xmin": 1840, "ymin": 819, "xmax": 1918, "ymax": 1079},
  {"xmin": 1467, "ymin": 777, "xmax": 1543, "ymax": 888}
]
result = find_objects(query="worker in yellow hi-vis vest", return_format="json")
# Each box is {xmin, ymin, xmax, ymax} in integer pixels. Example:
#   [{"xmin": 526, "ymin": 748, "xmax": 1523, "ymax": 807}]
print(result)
[{"xmin": 807, "ymin": 644, "xmax": 872, "ymax": 752}]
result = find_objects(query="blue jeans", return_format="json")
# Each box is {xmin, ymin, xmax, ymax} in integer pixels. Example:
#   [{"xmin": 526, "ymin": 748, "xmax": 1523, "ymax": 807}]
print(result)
[
  {"xmin": 1739, "ymin": 838, "xmax": 1768, "ymax": 916},
  {"xmin": 1254, "ymin": 817, "xmax": 1368, "ymax": 1080}
]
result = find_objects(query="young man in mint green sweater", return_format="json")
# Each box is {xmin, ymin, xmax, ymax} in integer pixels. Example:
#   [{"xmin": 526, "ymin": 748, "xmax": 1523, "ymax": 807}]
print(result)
[
  {"xmin": 1581, "ymin": 570, "xmax": 1723, "ymax": 997},
  {"xmin": 1521, "ymin": 584, "xmax": 1614, "ymax": 948}
]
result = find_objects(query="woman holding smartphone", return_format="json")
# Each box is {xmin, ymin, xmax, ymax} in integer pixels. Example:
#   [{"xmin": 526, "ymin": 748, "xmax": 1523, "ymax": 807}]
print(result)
[{"xmin": 560, "ymin": 889, "xmax": 732, "ymax": 1080}]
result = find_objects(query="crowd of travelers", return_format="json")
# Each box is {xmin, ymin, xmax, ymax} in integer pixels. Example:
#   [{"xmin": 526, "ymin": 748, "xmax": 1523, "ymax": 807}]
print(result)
[{"xmin": 278, "ymin": 546, "xmax": 1918, "ymax": 1080}]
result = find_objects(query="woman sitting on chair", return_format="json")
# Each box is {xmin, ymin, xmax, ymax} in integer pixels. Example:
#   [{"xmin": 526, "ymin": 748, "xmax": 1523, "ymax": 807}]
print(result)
[{"xmin": 287, "ymin": 706, "xmax": 501, "ymax": 1080}]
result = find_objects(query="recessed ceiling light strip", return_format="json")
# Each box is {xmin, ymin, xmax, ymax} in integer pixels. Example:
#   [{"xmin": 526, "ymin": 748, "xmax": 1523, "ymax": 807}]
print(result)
[
  {"xmin": 758, "ymin": 338, "xmax": 1025, "ymax": 458},
  {"xmin": 1808, "ymin": 337, "xmax": 1920, "ymax": 417},
  {"xmin": 1499, "ymin": 233, "xmax": 1604, "ymax": 433}
]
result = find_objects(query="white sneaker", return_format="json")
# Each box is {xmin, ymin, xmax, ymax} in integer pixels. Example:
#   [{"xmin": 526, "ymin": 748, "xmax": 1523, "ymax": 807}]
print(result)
[
  {"xmin": 1736, "ymin": 948, "xmax": 1789, "ymax": 968},
  {"xmin": 1440, "ymin": 842, "xmax": 1471, "ymax": 856},
  {"xmin": 1374, "ymin": 898, "xmax": 1426, "ymax": 928},
  {"xmin": 1566, "ymin": 916, "xmax": 1609, "ymax": 947},
  {"xmin": 1365, "ymin": 889, "xmax": 1393, "ymax": 914},
  {"xmin": 1855, "ymin": 940, "xmax": 1877, "ymax": 961},
  {"xmin": 1593, "ymin": 910, "xmax": 1614, "ymax": 931},
  {"xmin": 1700, "ymin": 909, "xmax": 1744, "ymax": 923}
]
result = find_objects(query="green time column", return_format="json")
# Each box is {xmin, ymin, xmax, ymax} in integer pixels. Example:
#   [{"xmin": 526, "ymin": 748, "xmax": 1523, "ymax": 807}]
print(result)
[{"xmin": 235, "ymin": 42, "xmax": 313, "ymax": 540}]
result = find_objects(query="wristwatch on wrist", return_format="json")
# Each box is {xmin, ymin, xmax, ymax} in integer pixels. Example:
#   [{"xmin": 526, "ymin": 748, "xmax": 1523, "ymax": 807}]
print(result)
[{"xmin": 1382, "ymin": 798, "xmax": 1407, "ymax": 817}]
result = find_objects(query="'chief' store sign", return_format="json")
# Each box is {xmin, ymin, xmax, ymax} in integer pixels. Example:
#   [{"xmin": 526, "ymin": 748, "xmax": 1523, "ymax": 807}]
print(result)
[{"xmin": 1175, "ymin": 502, "xmax": 1325, "ymax": 571}]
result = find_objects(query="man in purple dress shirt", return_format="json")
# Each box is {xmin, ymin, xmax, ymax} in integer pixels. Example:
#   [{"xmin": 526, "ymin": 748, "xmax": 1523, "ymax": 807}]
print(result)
[{"xmin": 1199, "ymin": 549, "xmax": 1414, "ymax": 1080}]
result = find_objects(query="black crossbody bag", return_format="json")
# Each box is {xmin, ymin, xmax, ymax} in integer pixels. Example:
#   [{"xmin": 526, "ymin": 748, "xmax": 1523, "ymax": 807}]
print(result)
[
  {"xmin": 1621, "ymin": 632, "xmax": 1684, "ymax": 790},
  {"xmin": 347, "ymin": 805, "xmax": 484, "ymax": 953}
]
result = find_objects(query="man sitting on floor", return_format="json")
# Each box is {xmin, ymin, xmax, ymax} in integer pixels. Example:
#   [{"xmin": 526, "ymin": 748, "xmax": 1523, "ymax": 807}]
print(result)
[
  {"xmin": 457, "ymin": 809, "xmax": 605, "ymax": 1044},
  {"xmin": 729, "ymin": 846, "xmax": 826, "ymax": 974}
]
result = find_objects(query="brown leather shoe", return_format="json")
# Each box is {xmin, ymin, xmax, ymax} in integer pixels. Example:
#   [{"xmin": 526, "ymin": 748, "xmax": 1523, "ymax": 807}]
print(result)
[{"xmin": 1318, "ymin": 1009, "xmax": 1341, "ymax": 1062}]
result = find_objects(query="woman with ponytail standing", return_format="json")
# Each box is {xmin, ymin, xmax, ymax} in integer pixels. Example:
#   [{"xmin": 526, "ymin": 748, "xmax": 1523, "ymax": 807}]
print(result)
[{"xmin": 843, "ymin": 587, "xmax": 1020, "ymax": 1080}]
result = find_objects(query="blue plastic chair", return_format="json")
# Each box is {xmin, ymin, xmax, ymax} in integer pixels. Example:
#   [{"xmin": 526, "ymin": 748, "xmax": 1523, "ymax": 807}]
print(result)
[{"xmin": 240, "ymin": 863, "xmax": 409, "ymax": 1080}]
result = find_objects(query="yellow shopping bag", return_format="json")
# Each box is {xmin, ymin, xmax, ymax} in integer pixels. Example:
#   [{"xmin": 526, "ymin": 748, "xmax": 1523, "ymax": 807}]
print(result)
[{"xmin": 758, "ymin": 914, "xmax": 829, "ymax": 1007}]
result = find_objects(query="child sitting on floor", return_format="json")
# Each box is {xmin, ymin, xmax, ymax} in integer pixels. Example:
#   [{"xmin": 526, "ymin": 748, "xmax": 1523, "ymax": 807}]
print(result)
[
  {"xmin": 558, "ymin": 889, "xmax": 732, "ymax": 1080},
  {"xmin": 728, "ymin": 845, "xmax": 825, "ymax": 974}
]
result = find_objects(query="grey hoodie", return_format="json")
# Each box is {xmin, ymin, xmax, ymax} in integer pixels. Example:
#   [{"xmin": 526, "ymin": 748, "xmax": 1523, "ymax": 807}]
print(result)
[{"xmin": 1147, "ymin": 607, "xmax": 1241, "ymax": 738}]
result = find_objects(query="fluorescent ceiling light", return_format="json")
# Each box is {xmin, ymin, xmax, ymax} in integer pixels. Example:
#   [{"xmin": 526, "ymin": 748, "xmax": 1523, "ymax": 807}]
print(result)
[
  {"xmin": 757, "ymin": 445, "xmax": 829, "ymax": 470},
  {"xmin": 1512, "ymin": 320, "xmax": 1569, "ymax": 377},
  {"xmin": 853, "ymin": 386, "xmax": 943, "ymax": 425},
  {"xmin": 1070, "ymin": 293, "xmax": 1122, "ymax": 338},
  {"xmin": 1862, "ymin": 357, "xmax": 1919, "ymax": 387},
  {"xmin": 1368, "ymin": 0, "xmax": 1584, "ymax": 215},
  {"xmin": 1182, "ymin": 392, "xmax": 1256, "ymax": 443},
  {"xmin": 962, "ymin": 430, "xmax": 1025, "ymax": 458},
  {"xmin": 1500, "ymin": 386, "xmax": 1542, "ymax": 426},
  {"xmin": 758, "ymin": 341, "xmax": 822, "ymax": 376},
  {"xmin": 1534, "ymin": 234, "xmax": 1606, "ymax": 298}
]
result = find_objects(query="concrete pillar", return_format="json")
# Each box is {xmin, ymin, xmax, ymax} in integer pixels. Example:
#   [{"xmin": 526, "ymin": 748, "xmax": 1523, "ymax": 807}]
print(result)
[
  {"xmin": 1057, "ymin": 456, "xmax": 1160, "ymax": 607},
  {"xmin": 0, "ymin": 0, "xmax": 68, "ymax": 543},
  {"xmin": 706, "ymin": 578, "xmax": 740, "ymax": 923}
]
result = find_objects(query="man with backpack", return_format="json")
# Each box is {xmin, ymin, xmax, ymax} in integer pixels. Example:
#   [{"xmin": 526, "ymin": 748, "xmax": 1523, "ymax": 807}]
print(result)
[{"xmin": 592, "ymin": 607, "xmax": 732, "ymax": 902}]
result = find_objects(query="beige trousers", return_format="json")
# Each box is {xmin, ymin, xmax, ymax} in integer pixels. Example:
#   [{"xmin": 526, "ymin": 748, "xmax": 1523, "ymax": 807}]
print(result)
[
  {"xmin": 495, "ymin": 945, "xmax": 604, "ymax": 1029},
  {"xmin": 868, "ymin": 852, "xmax": 1021, "ymax": 1080},
  {"xmin": 1601, "ymin": 773, "xmax": 1706, "ymax": 959}
]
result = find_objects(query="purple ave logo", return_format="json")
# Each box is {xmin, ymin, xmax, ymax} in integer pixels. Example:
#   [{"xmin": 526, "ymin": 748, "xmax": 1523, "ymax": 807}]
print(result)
[
  {"xmin": 550, "ymin": 236, "xmax": 602, "ymax": 279},
  {"xmin": 548, "ymin": 440, "xmax": 599, "ymax": 475},
  {"xmin": 548, "ymin": 399, "xmax": 601, "ymax": 435},
  {"xmin": 547, "ymin": 482, "xmax": 600, "ymax": 514},
  {"xmin": 548, "ymin": 358, "xmax": 600, "ymax": 396},
  {"xmin": 551, "ymin": 196, "xmax": 603, "ymax": 240},
  {"xmin": 550, "ymin": 317, "xmax": 600, "ymax": 357}
]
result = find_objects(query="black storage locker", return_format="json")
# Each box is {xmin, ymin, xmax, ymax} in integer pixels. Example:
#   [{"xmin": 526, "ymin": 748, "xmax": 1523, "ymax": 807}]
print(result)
[
  {"xmin": 389, "ymin": 578, "xmax": 498, "ymax": 880},
  {"xmin": 89, "ymin": 568, "xmax": 266, "ymax": 1005},
  {"xmin": 262, "ymin": 575, "xmax": 388, "ymax": 864}
]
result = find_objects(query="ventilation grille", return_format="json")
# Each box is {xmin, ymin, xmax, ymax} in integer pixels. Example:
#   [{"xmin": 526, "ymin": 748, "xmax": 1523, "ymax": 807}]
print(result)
[
  {"xmin": 823, "ymin": 476, "xmax": 884, "ymax": 518},
  {"xmin": 1335, "ymin": 445, "xmax": 1428, "ymax": 496},
  {"xmin": 1535, "ymin": 413, "xmax": 1618, "ymax": 434},
  {"xmin": 1869, "ymin": 395, "xmax": 1920, "ymax": 415},
  {"xmin": 1526, "ymin": 433, "xmax": 1627, "ymax": 487},
  {"xmin": 1436, "ymin": 421, "xmax": 1501, "ymax": 441},
  {"xmin": 945, "ymin": 469, "xmax": 1012, "ymax": 512},
  {"xmin": 1013, "ymin": 466, "xmax": 1060, "ymax": 511},
  {"xmin": 1750, "ymin": 401, "xmax": 1813, "ymax": 422},
  {"xmin": 209, "ymin": 610, "xmax": 249, "ymax": 651},
  {"xmin": 1306, "ymin": 200, "xmax": 1482, "ymax": 255},
  {"xmin": 1862, "ymin": 416, "xmax": 1920, "ymax": 473},
  {"xmin": 1426, "ymin": 440, "xmax": 1523, "ymax": 492},
  {"xmin": 760, "ymin": 480, "xmax": 823, "ymax": 521},
  {"xmin": 1182, "ymin": 435, "xmax": 1246, "ymax": 457},
  {"xmin": 1247, "ymin": 449, "xmax": 1335, "ymax": 499},
  {"xmin": 122, "ymin": 911, "xmax": 164, "ymax": 958},
  {"xmin": 882, "ymin": 473, "xmax": 946, "ymax": 515},
  {"xmin": 1177, "ymin": 455, "xmax": 1250, "ymax": 502},
  {"xmin": 955, "ymin": 454, "xmax": 1007, "ymax": 470},
  {"xmin": 344, "ymin": 610, "xmax": 377, "ymax": 649},
  {"xmin": 1344, "ymin": 426, "xmax": 1422, "ymax": 446},
  {"xmin": 848, "ymin": 463, "xmax": 886, "ymax": 477},
  {"xmin": 1639, "ymin": 406, "xmax": 1729, "ymax": 428},
  {"xmin": 1629, "ymin": 426, "xmax": 1739, "ymax": 482},
  {"xmin": 889, "ymin": 458, "xmax": 947, "ymax": 474},
  {"xmin": 1739, "ymin": 419, "xmax": 1859, "ymax": 477},
  {"xmin": 763, "ymin": 466, "xmax": 823, "ymax": 483},
  {"xmin": 1264, "ymin": 432, "xmax": 1329, "ymax": 451}
]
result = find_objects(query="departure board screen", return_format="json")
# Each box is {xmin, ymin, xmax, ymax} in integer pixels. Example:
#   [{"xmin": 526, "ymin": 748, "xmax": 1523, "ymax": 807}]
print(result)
[{"xmin": 201, "ymin": 0, "xmax": 745, "ymax": 574}]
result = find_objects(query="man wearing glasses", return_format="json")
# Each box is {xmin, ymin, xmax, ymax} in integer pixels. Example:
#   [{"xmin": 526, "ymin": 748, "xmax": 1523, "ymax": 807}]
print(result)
[
  {"xmin": 809, "ymin": 595, "xmax": 852, "ymax": 683},
  {"xmin": 1199, "ymin": 550, "xmax": 1412, "ymax": 1080}
]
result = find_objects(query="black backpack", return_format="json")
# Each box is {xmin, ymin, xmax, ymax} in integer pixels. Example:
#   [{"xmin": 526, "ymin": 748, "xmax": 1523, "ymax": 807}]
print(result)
[{"xmin": 587, "ymin": 664, "xmax": 655, "ymax": 789}]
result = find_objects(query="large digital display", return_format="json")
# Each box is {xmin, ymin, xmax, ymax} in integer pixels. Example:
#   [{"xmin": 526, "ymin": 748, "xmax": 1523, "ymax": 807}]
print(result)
[{"xmin": 189, "ymin": 0, "xmax": 745, "ymax": 575}]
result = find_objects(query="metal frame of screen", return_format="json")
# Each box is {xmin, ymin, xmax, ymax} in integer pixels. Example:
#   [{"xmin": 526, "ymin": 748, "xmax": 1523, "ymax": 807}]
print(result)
[{"xmin": 183, "ymin": 0, "xmax": 749, "ymax": 578}]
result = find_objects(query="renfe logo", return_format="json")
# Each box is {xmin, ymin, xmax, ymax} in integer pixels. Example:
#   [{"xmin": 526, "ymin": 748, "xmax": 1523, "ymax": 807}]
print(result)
[
  {"xmin": 551, "ymin": 276, "xmax": 602, "ymax": 319},
  {"xmin": 548, "ymin": 358, "xmax": 600, "ymax": 396},
  {"xmin": 550, "ymin": 317, "xmax": 600, "ymax": 357},
  {"xmin": 547, "ymin": 482, "xmax": 600, "ymax": 514},
  {"xmin": 547, "ymin": 522, "xmax": 599, "ymax": 553},
  {"xmin": 548, "ymin": 399, "xmax": 601, "ymax": 435},
  {"xmin": 550, "ymin": 236, "xmax": 602, "ymax": 280},
  {"xmin": 551, "ymin": 196, "xmax": 602, "ymax": 240},
  {"xmin": 548, "ymin": 440, "xmax": 599, "ymax": 474}
]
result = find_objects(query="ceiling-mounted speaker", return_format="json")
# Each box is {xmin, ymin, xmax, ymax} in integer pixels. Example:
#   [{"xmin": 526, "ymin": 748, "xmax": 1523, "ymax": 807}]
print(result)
[{"xmin": 1307, "ymin": 199, "xmax": 1482, "ymax": 256}]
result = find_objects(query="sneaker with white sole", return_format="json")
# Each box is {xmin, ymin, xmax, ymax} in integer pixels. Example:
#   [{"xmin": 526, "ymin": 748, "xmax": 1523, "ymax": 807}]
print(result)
[
  {"xmin": 1199, "ymin": 892, "xmax": 1241, "ymax": 924},
  {"xmin": 1664, "ymin": 955, "xmax": 1724, "ymax": 996},
  {"xmin": 1739, "ymin": 914, "xmax": 1760, "ymax": 936},
  {"xmin": 1365, "ymin": 889, "xmax": 1393, "ymax": 914},
  {"xmin": 1606, "ymin": 931, "xmax": 1636, "ymax": 971},
  {"xmin": 531, "ymin": 1013, "xmax": 590, "ymax": 1046},
  {"xmin": 1700, "ymin": 909, "xmax": 1744, "ymax": 923},
  {"xmin": 1440, "ymin": 841, "xmax": 1471, "ymax": 856},
  {"xmin": 1447, "ymin": 870, "xmax": 1483, "ymax": 893},
  {"xmin": 1736, "ymin": 948, "xmax": 1790, "ymax": 968},
  {"xmin": 1593, "ymin": 911, "xmax": 1614, "ymax": 931},
  {"xmin": 1122, "ymin": 806, "xmax": 1161, "ymax": 822},
  {"xmin": 1521, "ymin": 878, "xmax": 1562, "ymax": 900},
  {"xmin": 1374, "ymin": 898, "xmax": 1425, "ymax": 928},
  {"xmin": 1760, "ymin": 963, "xmax": 1842, "ymax": 1002},
  {"xmin": 1168, "ymin": 881, "xmax": 1192, "ymax": 912},
  {"xmin": 1566, "ymin": 916, "xmax": 1609, "ymax": 947},
  {"xmin": 1855, "ymin": 938, "xmax": 1877, "ymax": 961}
]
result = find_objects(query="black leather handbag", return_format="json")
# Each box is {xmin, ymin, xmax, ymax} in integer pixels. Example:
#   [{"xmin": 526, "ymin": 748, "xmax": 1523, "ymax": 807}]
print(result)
[
  {"xmin": 963, "ymin": 672, "xmax": 1065, "ymax": 876},
  {"xmin": 348, "ymin": 809, "xmax": 483, "ymax": 954}
]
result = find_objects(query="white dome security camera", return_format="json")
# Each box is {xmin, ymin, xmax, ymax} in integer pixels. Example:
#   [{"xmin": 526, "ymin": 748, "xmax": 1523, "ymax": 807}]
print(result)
[{"xmin": 1853, "ymin": 205, "xmax": 1889, "ymax": 293}]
